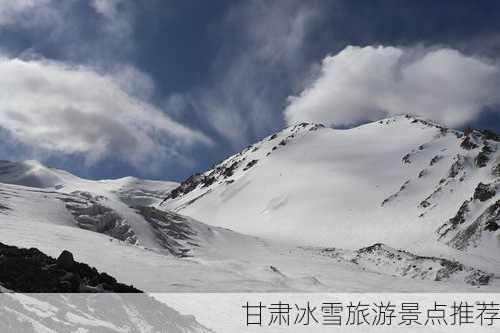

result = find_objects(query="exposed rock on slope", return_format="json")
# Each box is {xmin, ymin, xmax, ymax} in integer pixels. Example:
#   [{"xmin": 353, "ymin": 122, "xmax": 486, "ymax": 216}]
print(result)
[
  {"xmin": 0, "ymin": 242, "xmax": 140, "ymax": 292},
  {"xmin": 438, "ymin": 180, "xmax": 500, "ymax": 252},
  {"xmin": 135, "ymin": 206, "xmax": 262, "ymax": 259},
  {"xmin": 0, "ymin": 115, "xmax": 499, "ymax": 293},
  {"xmin": 318, "ymin": 243, "xmax": 492, "ymax": 286},
  {"xmin": 162, "ymin": 115, "xmax": 500, "ymax": 259},
  {"xmin": 135, "ymin": 206, "xmax": 198, "ymax": 257},
  {"xmin": 58, "ymin": 191, "xmax": 138, "ymax": 244},
  {"xmin": 442, "ymin": 199, "xmax": 500, "ymax": 251},
  {"xmin": 162, "ymin": 122, "xmax": 324, "ymax": 203}
]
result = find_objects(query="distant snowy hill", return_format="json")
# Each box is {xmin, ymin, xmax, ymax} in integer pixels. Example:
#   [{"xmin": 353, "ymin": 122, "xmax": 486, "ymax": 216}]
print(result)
[
  {"xmin": 162, "ymin": 115, "xmax": 500, "ymax": 262},
  {"xmin": 0, "ymin": 165, "xmax": 260, "ymax": 259},
  {"xmin": 0, "ymin": 159, "xmax": 178, "ymax": 206},
  {"xmin": 0, "ymin": 115, "xmax": 499, "ymax": 294}
]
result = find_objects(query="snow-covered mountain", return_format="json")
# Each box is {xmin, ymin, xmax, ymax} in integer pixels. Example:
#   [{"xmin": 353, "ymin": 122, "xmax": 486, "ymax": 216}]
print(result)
[
  {"xmin": 162, "ymin": 115, "xmax": 500, "ymax": 261},
  {"xmin": 0, "ymin": 159, "xmax": 178, "ymax": 206},
  {"xmin": 0, "ymin": 160, "xmax": 262, "ymax": 259},
  {"xmin": 0, "ymin": 115, "xmax": 499, "ymax": 294}
]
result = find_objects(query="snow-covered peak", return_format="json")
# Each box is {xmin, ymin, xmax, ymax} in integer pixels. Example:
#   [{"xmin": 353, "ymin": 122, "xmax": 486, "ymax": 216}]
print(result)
[
  {"xmin": 384, "ymin": 113, "xmax": 453, "ymax": 128},
  {"xmin": 0, "ymin": 160, "xmax": 73, "ymax": 188},
  {"xmin": 0, "ymin": 116, "xmax": 499, "ymax": 293},
  {"xmin": 0, "ymin": 159, "xmax": 178, "ymax": 203},
  {"xmin": 163, "ymin": 116, "xmax": 500, "ymax": 260}
]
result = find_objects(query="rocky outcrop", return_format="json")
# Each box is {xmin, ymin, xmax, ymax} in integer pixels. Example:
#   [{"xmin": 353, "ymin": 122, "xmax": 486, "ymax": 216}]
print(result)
[
  {"xmin": 162, "ymin": 122, "xmax": 325, "ymax": 205},
  {"xmin": 135, "ymin": 206, "xmax": 198, "ymax": 257},
  {"xmin": 480, "ymin": 129, "xmax": 500, "ymax": 142},
  {"xmin": 430, "ymin": 155, "xmax": 443, "ymax": 166},
  {"xmin": 381, "ymin": 180, "xmax": 410, "ymax": 206},
  {"xmin": 243, "ymin": 159, "xmax": 258, "ymax": 171},
  {"xmin": 356, "ymin": 243, "xmax": 491, "ymax": 285},
  {"xmin": 58, "ymin": 191, "xmax": 137, "ymax": 244},
  {"xmin": 493, "ymin": 161, "xmax": 500, "ymax": 177},
  {"xmin": 438, "ymin": 178, "xmax": 499, "ymax": 250},
  {"xmin": 448, "ymin": 154, "xmax": 467, "ymax": 178},
  {"xmin": 165, "ymin": 160, "xmax": 242, "ymax": 200},
  {"xmin": 0, "ymin": 202, "xmax": 9, "ymax": 212},
  {"xmin": 475, "ymin": 144, "xmax": 494, "ymax": 168},
  {"xmin": 473, "ymin": 182, "xmax": 496, "ymax": 202},
  {"xmin": 447, "ymin": 200, "xmax": 500, "ymax": 251},
  {"xmin": 460, "ymin": 136, "xmax": 479, "ymax": 150},
  {"xmin": 0, "ymin": 242, "xmax": 140, "ymax": 293},
  {"xmin": 320, "ymin": 243, "xmax": 492, "ymax": 286}
]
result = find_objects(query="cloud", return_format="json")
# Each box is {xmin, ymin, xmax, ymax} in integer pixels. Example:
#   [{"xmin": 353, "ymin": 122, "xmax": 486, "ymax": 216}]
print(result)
[
  {"xmin": 0, "ymin": 0, "xmax": 34, "ymax": 24},
  {"xmin": 91, "ymin": 0, "xmax": 123, "ymax": 18},
  {"xmin": 0, "ymin": 0, "xmax": 63, "ymax": 28},
  {"xmin": 0, "ymin": 0, "xmax": 136, "ymax": 65},
  {"xmin": 0, "ymin": 0, "xmax": 42, "ymax": 23},
  {"xmin": 90, "ymin": 0, "xmax": 132, "ymax": 38},
  {"xmin": 0, "ymin": 57, "xmax": 211, "ymax": 172},
  {"xmin": 0, "ymin": 0, "xmax": 128, "ymax": 30},
  {"xmin": 174, "ymin": 1, "xmax": 324, "ymax": 146},
  {"xmin": 285, "ymin": 45, "xmax": 500, "ymax": 128}
]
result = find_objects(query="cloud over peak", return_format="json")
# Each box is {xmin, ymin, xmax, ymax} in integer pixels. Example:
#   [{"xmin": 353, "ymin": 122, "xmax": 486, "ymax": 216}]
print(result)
[
  {"xmin": 0, "ymin": 57, "xmax": 211, "ymax": 172},
  {"xmin": 285, "ymin": 45, "xmax": 500, "ymax": 128}
]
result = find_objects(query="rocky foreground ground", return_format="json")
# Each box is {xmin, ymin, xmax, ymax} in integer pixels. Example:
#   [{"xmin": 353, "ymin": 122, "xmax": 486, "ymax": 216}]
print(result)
[{"xmin": 0, "ymin": 242, "xmax": 141, "ymax": 293}]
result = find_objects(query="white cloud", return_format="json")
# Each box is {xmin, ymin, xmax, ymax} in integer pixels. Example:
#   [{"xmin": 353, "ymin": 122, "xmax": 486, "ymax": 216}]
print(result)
[
  {"xmin": 285, "ymin": 45, "xmax": 500, "ymax": 127},
  {"xmin": 0, "ymin": 0, "xmax": 134, "ymax": 70},
  {"xmin": 0, "ymin": 0, "xmax": 63, "ymax": 28},
  {"xmin": 0, "ymin": 0, "xmax": 127, "ymax": 29},
  {"xmin": 181, "ymin": 1, "xmax": 323, "ymax": 146},
  {"xmin": 90, "ymin": 0, "xmax": 131, "ymax": 38},
  {"xmin": 0, "ymin": 57, "xmax": 211, "ymax": 172},
  {"xmin": 0, "ymin": 0, "xmax": 39, "ymax": 24},
  {"xmin": 91, "ymin": 0, "xmax": 122, "ymax": 18}
]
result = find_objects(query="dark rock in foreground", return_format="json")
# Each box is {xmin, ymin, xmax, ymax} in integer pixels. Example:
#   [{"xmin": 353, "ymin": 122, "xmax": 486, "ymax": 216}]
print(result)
[{"xmin": 0, "ymin": 242, "xmax": 141, "ymax": 293}]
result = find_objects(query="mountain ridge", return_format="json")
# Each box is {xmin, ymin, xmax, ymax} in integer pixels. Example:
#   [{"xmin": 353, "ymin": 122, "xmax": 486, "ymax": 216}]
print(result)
[
  {"xmin": 0, "ymin": 115, "xmax": 499, "ymax": 293},
  {"xmin": 161, "ymin": 114, "xmax": 500, "ymax": 262}
]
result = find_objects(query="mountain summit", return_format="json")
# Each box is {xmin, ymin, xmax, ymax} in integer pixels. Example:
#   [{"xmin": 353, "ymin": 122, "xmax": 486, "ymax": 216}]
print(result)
[
  {"xmin": 163, "ymin": 115, "xmax": 500, "ymax": 260},
  {"xmin": 0, "ymin": 115, "xmax": 499, "ymax": 293}
]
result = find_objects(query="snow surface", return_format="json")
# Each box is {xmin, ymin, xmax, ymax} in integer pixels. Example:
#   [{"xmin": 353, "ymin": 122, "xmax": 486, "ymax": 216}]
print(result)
[
  {"xmin": 164, "ymin": 115, "xmax": 500, "ymax": 262},
  {"xmin": 0, "ymin": 115, "xmax": 499, "ymax": 294},
  {"xmin": 1, "ymin": 209, "xmax": 496, "ymax": 292}
]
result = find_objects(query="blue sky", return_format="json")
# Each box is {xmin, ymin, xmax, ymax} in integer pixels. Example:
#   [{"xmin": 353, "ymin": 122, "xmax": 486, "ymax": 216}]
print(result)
[{"xmin": 0, "ymin": 0, "xmax": 500, "ymax": 181}]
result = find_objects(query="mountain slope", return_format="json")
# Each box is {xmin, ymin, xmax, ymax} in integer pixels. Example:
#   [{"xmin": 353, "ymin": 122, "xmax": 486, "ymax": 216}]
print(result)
[
  {"xmin": 0, "ymin": 181, "xmax": 264, "ymax": 259},
  {"xmin": 0, "ymin": 115, "xmax": 499, "ymax": 293},
  {"xmin": 0, "ymin": 159, "xmax": 178, "ymax": 206},
  {"xmin": 162, "ymin": 115, "xmax": 500, "ymax": 261},
  {"xmin": 0, "ymin": 174, "xmax": 496, "ymax": 292}
]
